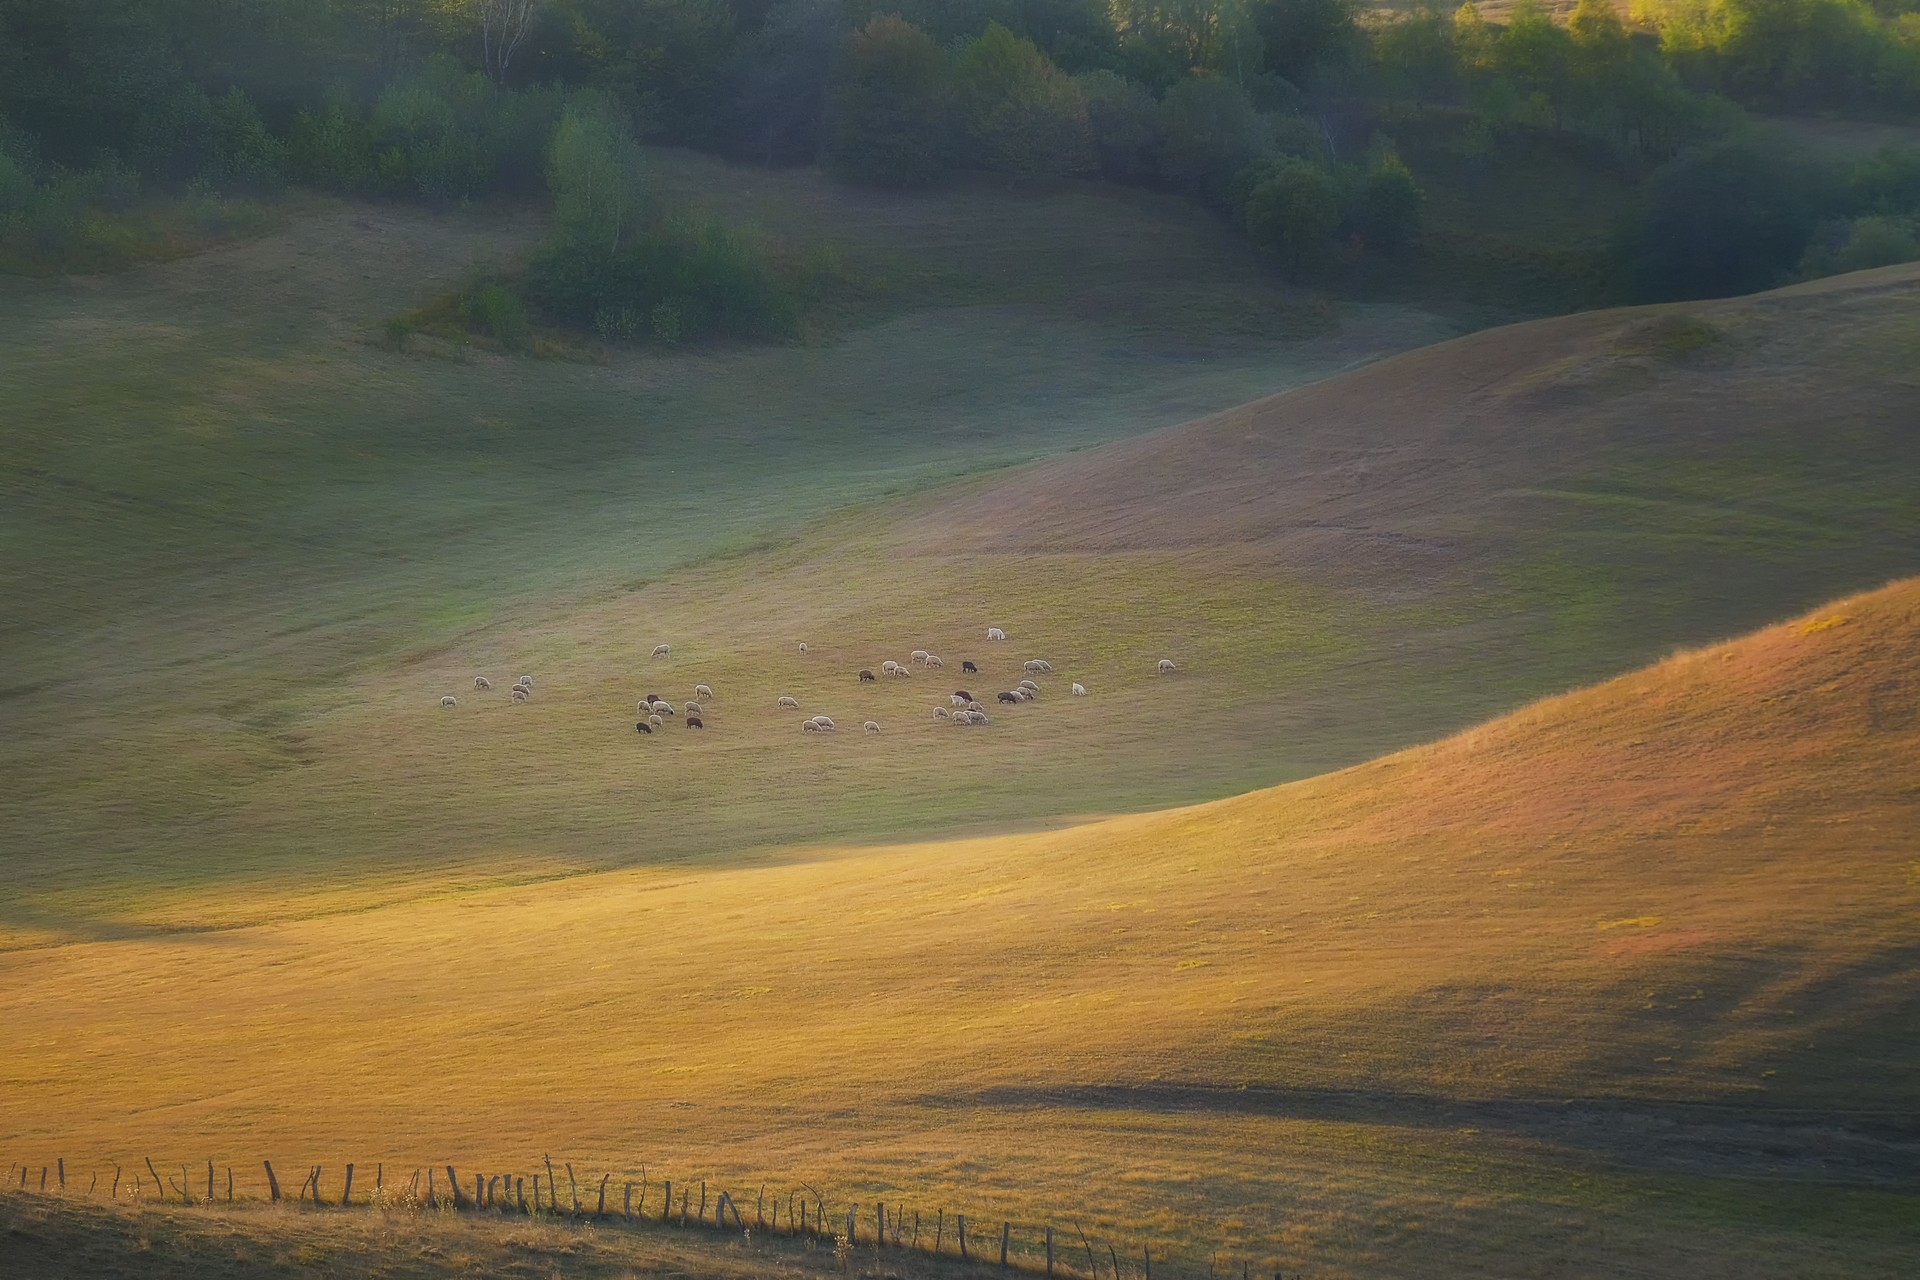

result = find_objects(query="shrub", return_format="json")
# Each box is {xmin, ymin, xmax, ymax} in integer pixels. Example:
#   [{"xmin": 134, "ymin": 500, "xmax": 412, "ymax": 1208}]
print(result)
[
  {"xmin": 1244, "ymin": 157, "xmax": 1341, "ymax": 275},
  {"xmin": 1798, "ymin": 214, "xmax": 1920, "ymax": 278},
  {"xmin": 953, "ymin": 24, "xmax": 1096, "ymax": 176},
  {"xmin": 1157, "ymin": 76, "xmax": 1266, "ymax": 205},
  {"xmin": 826, "ymin": 16, "xmax": 953, "ymax": 188},
  {"xmin": 548, "ymin": 94, "xmax": 649, "ymax": 253},
  {"xmin": 1344, "ymin": 146, "xmax": 1425, "ymax": 251},
  {"xmin": 1076, "ymin": 70, "xmax": 1161, "ymax": 182}
]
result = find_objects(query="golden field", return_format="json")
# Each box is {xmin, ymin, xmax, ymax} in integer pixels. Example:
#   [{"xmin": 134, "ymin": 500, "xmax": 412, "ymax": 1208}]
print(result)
[{"xmin": 3, "ymin": 578, "xmax": 1915, "ymax": 1277}]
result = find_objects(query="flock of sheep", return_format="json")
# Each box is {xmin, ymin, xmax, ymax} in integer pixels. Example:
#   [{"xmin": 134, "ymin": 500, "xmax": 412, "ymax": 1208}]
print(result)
[{"xmin": 438, "ymin": 628, "xmax": 1181, "ymax": 739}]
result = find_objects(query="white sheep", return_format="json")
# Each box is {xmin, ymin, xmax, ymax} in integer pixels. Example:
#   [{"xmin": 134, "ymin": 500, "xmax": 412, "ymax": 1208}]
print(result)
[
  {"xmin": 798, "ymin": 642, "xmax": 809, "ymax": 654},
  {"xmin": 811, "ymin": 715, "xmax": 837, "ymax": 731},
  {"xmin": 686, "ymin": 701, "xmax": 703, "ymax": 716},
  {"xmin": 864, "ymin": 720, "xmax": 881, "ymax": 734},
  {"xmin": 516, "ymin": 675, "xmax": 533, "ymax": 689},
  {"xmin": 638, "ymin": 699, "xmax": 652, "ymax": 714},
  {"xmin": 881, "ymin": 660, "xmax": 899, "ymax": 674},
  {"xmin": 949, "ymin": 693, "xmax": 969, "ymax": 708},
  {"xmin": 1018, "ymin": 678, "xmax": 1039, "ymax": 691},
  {"xmin": 964, "ymin": 710, "xmax": 990, "ymax": 725},
  {"xmin": 777, "ymin": 695, "xmax": 800, "ymax": 709},
  {"xmin": 892, "ymin": 665, "xmax": 913, "ymax": 678},
  {"xmin": 967, "ymin": 700, "xmax": 986, "ymax": 713},
  {"xmin": 473, "ymin": 676, "xmax": 492, "ymax": 690},
  {"xmin": 511, "ymin": 687, "xmax": 530, "ymax": 702},
  {"xmin": 1158, "ymin": 659, "xmax": 1177, "ymax": 674},
  {"xmin": 801, "ymin": 719, "xmax": 819, "ymax": 732},
  {"xmin": 654, "ymin": 701, "xmax": 676, "ymax": 716},
  {"xmin": 1013, "ymin": 688, "xmax": 1033, "ymax": 701},
  {"xmin": 934, "ymin": 706, "xmax": 951, "ymax": 720},
  {"xmin": 651, "ymin": 644, "xmax": 670, "ymax": 659},
  {"xmin": 694, "ymin": 683, "xmax": 713, "ymax": 700},
  {"xmin": 440, "ymin": 695, "xmax": 458, "ymax": 708},
  {"xmin": 987, "ymin": 627, "xmax": 1007, "ymax": 641},
  {"xmin": 910, "ymin": 649, "xmax": 930, "ymax": 664},
  {"xmin": 1023, "ymin": 659, "xmax": 1052, "ymax": 674},
  {"xmin": 926, "ymin": 655, "xmax": 944, "ymax": 668},
  {"xmin": 649, "ymin": 713, "xmax": 664, "ymax": 727},
  {"xmin": 1071, "ymin": 682, "xmax": 1087, "ymax": 696}
]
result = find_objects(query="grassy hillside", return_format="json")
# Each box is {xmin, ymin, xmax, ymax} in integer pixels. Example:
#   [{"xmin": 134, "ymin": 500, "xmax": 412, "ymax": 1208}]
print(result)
[
  {"xmin": 5, "ymin": 257, "xmax": 1914, "ymax": 945},
  {"xmin": 1, "ymin": 579, "xmax": 1916, "ymax": 1278}
]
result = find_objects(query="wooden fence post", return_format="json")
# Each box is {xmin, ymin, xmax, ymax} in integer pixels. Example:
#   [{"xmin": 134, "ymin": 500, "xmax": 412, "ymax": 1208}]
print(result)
[
  {"xmin": 376, "ymin": 1165, "xmax": 383, "ymax": 1195},
  {"xmin": 1144, "ymin": 1243, "xmax": 1151, "ymax": 1280},
  {"xmin": 681, "ymin": 1187, "xmax": 690, "ymax": 1226},
  {"xmin": 227, "ymin": 1167, "xmax": 234, "ymax": 1203},
  {"xmin": 661, "ymin": 1179, "xmax": 672, "ymax": 1223},
  {"xmin": 847, "ymin": 1205, "xmax": 857, "ymax": 1245},
  {"xmin": 1001, "ymin": 1222, "xmax": 1011, "ymax": 1270},
  {"xmin": 39, "ymin": 1167, "xmax": 47, "ymax": 1192},
  {"xmin": 89, "ymin": 1172, "xmax": 98, "ymax": 1197},
  {"xmin": 1046, "ymin": 1226, "xmax": 1054, "ymax": 1277},
  {"xmin": 567, "ymin": 1164, "xmax": 579, "ymax": 1217},
  {"xmin": 342, "ymin": 1163, "xmax": 355, "ymax": 1207},
  {"xmin": 959, "ymin": 1214, "xmax": 969, "ymax": 1261},
  {"xmin": 544, "ymin": 1156, "xmax": 557, "ymax": 1211},
  {"xmin": 428, "ymin": 1166, "xmax": 437, "ymax": 1210},
  {"xmin": 624, "ymin": 1182, "xmax": 633, "ymax": 1218},
  {"xmin": 1110, "ymin": 1243, "xmax": 1121, "ymax": 1279},
  {"xmin": 597, "ymin": 1173, "xmax": 609, "ymax": 1218},
  {"xmin": 474, "ymin": 1173, "xmax": 483, "ymax": 1210},
  {"xmin": 145, "ymin": 1158, "xmax": 163, "ymax": 1199},
  {"xmin": 446, "ymin": 1167, "xmax": 463, "ymax": 1210},
  {"xmin": 935, "ymin": 1209, "xmax": 944, "ymax": 1255},
  {"xmin": 263, "ymin": 1161, "xmax": 280, "ymax": 1202},
  {"xmin": 57, "ymin": 1159, "xmax": 64, "ymax": 1191},
  {"xmin": 206, "ymin": 1160, "xmax": 213, "ymax": 1203},
  {"xmin": 758, "ymin": 1184, "xmax": 766, "ymax": 1230},
  {"xmin": 912, "ymin": 1210, "xmax": 921, "ymax": 1251},
  {"xmin": 310, "ymin": 1166, "xmax": 322, "ymax": 1205},
  {"xmin": 1077, "ymin": 1223, "xmax": 1097, "ymax": 1278},
  {"xmin": 112, "ymin": 1165, "xmax": 121, "ymax": 1199},
  {"xmin": 518, "ymin": 1177, "xmax": 528, "ymax": 1214},
  {"xmin": 697, "ymin": 1180, "xmax": 706, "ymax": 1223},
  {"xmin": 877, "ymin": 1202, "xmax": 886, "ymax": 1247}
]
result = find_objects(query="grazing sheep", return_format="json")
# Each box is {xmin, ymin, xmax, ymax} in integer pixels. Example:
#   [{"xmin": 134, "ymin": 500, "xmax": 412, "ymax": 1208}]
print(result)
[
  {"xmin": 864, "ymin": 720, "xmax": 880, "ymax": 734},
  {"xmin": 1024, "ymin": 659, "xmax": 1052, "ymax": 674},
  {"xmin": 963, "ymin": 710, "xmax": 991, "ymax": 725},
  {"xmin": 694, "ymin": 683, "xmax": 713, "ymax": 700},
  {"xmin": 987, "ymin": 627, "xmax": 1006, "ymax": 641},
  {"xmin": 516, "ymin": 678, "xmax": 533, "ymax": 692},
  {"xmin": 802, "ymin": 719, "xmax": 820, "ymax": 733},
  {"xmin": 512, "ymin": 687, "xmax": 530, "ymax": 702},
  {"xmin": 1072, "ymin": 682, "xmax": 1087, "ymax": 696},
  {"xmin": 474, "ymin": 676, "xmax": 492, "ymax": 690},
  {"xmin": 910, "ymin": 649, "xmax": 930, "ymax": 664},
  {"xmin": 1158, "ymin": 659, "xmax": 1177, "ymax": 673},
  {"xmin": 686, "ymin": 701, "xmax": 703, "ymax": 716},
  {"xmin": 650, "ymin": 713, "xmax": 664, "ymax": 727},
  {"xmin": 998, "ymin": 691, "xmax": 1020, "ymax": 704},
  {"xmin": 954, "ymin": 689, "xmax": 974, "ymax": 702},
  {"xmin": 881, "ymin": 660, "xmax": 899, "ymax": 674},
  {"xmin": 926, "ymin": 655, "xmax": 944, "ymax": 668},
  {"xmin": 635, "ymin": 721, "xmax": 652, "ymax": 734},
  {"xmin": 651, "ymin": 644, "xmax": 670, "ymax": 659},
  {"xmin": 949, "ymin": 693, "xmax": 969, "ymax": 708},
  {"xmin": 686, "ymin": 716, "xmax": 704, "ymax": 729},
  {"xmin": 962, "ymin": 660, "xmax": 979, "ymax": 673},
  {"xmin": 798, "ymin": 642, "xmax": 809, "ymax": 654},
  {"xmin": 934, "ymin": 706, "xmax": 951, "ymax": 720},
  {"xmin": 892, "ymin": 665, "xmax": 913, "ymax": 678},
  {"xmin": 654, "ymin": 701, "xmax": 675, "ymax": 716},
  {"xmin": 811, "ymin": 715, "xmax": 837, "ymax": 731},
  {"xmin": 967, "ymin": 700, "xmax": 987, "ymax": 713},
  {"xmin": 777, "ymin": 696, "xmax": 800, "ymax": 709},
  {"xmin": 440, "ymin": 695, "xmax": 458, "ymax": 708},
  {"xmin": 639, "ymin": 700, "xmax": 653, "ymax": 715},
  {"xmin": 859, "ymin": 669, "xmax": 876, "ymax": 683},
  {"xmin": 1018, "ymin": 678, "xmax": 1039, "ymax": 691}
]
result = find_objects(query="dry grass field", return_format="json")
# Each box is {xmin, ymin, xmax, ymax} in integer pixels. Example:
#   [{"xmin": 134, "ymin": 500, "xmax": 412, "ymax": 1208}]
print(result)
[{"xmin": 2, "ymin": 580, "xmax": 1916, "ymax": 1278}]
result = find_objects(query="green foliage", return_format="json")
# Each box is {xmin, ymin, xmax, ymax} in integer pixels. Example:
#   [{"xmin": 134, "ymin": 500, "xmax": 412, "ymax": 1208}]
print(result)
[
  {"xmin": 1345, "ymin": 146, "xmax": 1426, "ymax": 251},
  {"xmin": 1250, "ymin": 0, "xmax": 1362, "ymax": 87},
  {"xmin": 1619, "ymin": 140, "xmax": 1833, "ymax": 299},
  {"xmin": 548, "ymin": 94, "xmax": 649, "ymax": 252},
  {"xmin": 1076, "ymin": 69, "xmax": 1163, "ymax": 181},
  {"xmin": 827, "ymin": 16, "xmax": 954, "ymax": 188},
  {"xmin": 954, "ymin": 23, "xmax": 1097, "ymax": 175},
  {"xmin": 733, "ymin": 0, "xmax": 845, "ymax": 164},
  {"xmin": 1243, "ymin": 156, "xmax": 1341, "ymax": 274},
  {"xmin": 1634, "ymin": 0, "xmax": 1920, "ymax": 113},
  {"xmin": 1798, "ymin": 213, "xmax": 1920, "ymax": 276},
  {"xmin": 1156, "ymin": 75, "xmax": 1267, "ymax": 204}
]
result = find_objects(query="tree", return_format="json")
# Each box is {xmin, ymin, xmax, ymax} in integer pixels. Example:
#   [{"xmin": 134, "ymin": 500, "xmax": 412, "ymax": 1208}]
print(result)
[
  {"xmin": 1155, "ymin": 74, "xmax": 1266, "ymax": 203},
  {"xmin": 1077, "ymin": 68, "xmax": 1162, "ymax": 180},
  {"xmin": 825, "ymin": 15, "xmax": 953, "ymax": 187},
  {"xmin": 953, "ymin": 23, "xmax": 1096, "ymax": 174},
  {"xmin": 1620, "ymin": 140, "xmax": 1830, "ymax": 299},
  {"xmin": 733, "ymin": 0, "xmax": 846, "ymax": 164},
  {"xmin": 548, "ymin": 94, "xmax": 648, "ymax": 251},
  {"xmin": 1343, "ymin": 145, "xmax": 1423, "ymax": 250},
  {"xmin": 474, "ymin": 0, "xmax": 544, "ymax": 84},
  {"xmin": 1244, "ymin": 155, "xmax": 1340, "ymax": 274},
  {"xmin": 1249, "ymin": 0, "xmax": 1361, "ymax": 88}
]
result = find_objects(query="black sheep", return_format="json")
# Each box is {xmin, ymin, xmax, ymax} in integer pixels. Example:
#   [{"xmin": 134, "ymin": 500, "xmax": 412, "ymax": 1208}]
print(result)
[
  {"xmin": 859, "ymin": 669, "xmax": 875, "ymax": 682},
  {"xmin": 962, "ymin": 660, "xmax": 979, "ymax": 673},
  {"xmin": 954, "ymin": 690, "xmax": 973, "ymax": 701},
  {"xmin": 635, "ymin": 722, "xmax": 652, "ymax": 734},
  {"xmin": 997, "ymin": 691, "xmax": 1019, "ymax": 704},
  {"xmin": 686, "ymin": 716, "xmax": 704, "ymax": 729}
]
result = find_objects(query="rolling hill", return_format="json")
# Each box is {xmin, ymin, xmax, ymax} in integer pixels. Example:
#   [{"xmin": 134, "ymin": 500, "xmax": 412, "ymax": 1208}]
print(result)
[
  {"xmin": 6, "ymin": 260, "xmax": 1911, "ymax": 947},
  {"xmin": 2, "ymin": 578, "xmax": 1915, "ymax": 1279}
]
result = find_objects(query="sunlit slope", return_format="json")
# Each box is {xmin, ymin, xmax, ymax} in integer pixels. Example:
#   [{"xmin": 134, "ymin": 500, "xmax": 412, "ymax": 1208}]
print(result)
[{"xmin": 2, "ymin": 581, "xmax": 1915, "ymax": 1276}]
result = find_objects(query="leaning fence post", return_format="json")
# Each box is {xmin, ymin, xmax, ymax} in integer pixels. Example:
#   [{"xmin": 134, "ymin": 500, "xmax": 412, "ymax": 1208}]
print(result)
[
  {"xmin": 112, "ymin": 1165, "xmax": 121, "ymax": 1199},
  {"xmin": 1046, "ymin": 1226, "xmax": 1054, "ymax": 1277},
  {"xmin": 1001, "ymin": 1222, "xmax": 1011, "ymax": 1269},
  {"xmin": 57, "ymin": 1159, "xmax": 64, "ymax": 1191},
  {"xmin": 376, "ymin": 1165, "xmax": 383, "ymax": 1195},
  {"xmin": 597, "ymin": 1173, "xmax": 609, "ymax": 1218},
  {"xmin": 263, "ymin": 1161, "xmax": 280, "ymax": 1202},
  {"xmin": 624, "ymin": 1182, "xmax": 633, "ymax": 1218},
  {"xmin": 447, "ymin": 1167, "xmax": 463, "ymax": 1209},
  {"xmin": 39, "ymin": 1167, "xmax": 47, "ymax": 1192},
  {"xmin": 1144, "ymin": 1243, "xmax": 1151, "ymax": 1280},
  {"xmin": 145, "ymin": 1158, "xmax": 164, "ymax": 1199},
  {"xmin": 935, "ymin": 1209, "xmax": 944, "ymax": 1255},
  {"xmin": 342, "ymin": 1164, "xmax": 355, "ymax": 1207},
  {"xmin": 1077, "ymin": 1222, "xmax": 1097, "ymax": 1278},
  {"xmin": 1110, "ymin": 1242, "xmax": 1121, "ymax": 1279},
  {"xmin": 960, "ymin": 1214, "xmax": 969, "ymax": 1261},
  {"xmin": 661, "ymin": 1179, "xmax": 672, "ymax": 1223},
  {"xmin": 475, "ymin": 1173, "xmax": 483, "ymax": 1209},
  {"xmin": 758, "ymin": 1184, "xmax": 766, "ymax": 1230},
  {"xmin": 544, "ymin": 1156, "xmax": 557, "ymax": 1211},
  {"xmin": 912, "ymin": 1210, "xmax": 921, "ymax": 1251},
  {"xmin": 89, "ymin": 1172, "xmax": 97, "ymax": 1197}
]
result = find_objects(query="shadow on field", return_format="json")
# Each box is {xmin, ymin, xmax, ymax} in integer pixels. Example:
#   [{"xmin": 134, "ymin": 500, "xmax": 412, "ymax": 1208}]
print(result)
[{"xmin": 926, "ymin": 1084, "xmax": 1920, "ymax": 1186}]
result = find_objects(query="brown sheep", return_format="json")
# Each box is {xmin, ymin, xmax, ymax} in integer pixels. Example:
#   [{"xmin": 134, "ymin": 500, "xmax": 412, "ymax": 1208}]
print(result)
[{"xmin": 859, "ymin": 669, "xmax": 875, "ymax": 682}]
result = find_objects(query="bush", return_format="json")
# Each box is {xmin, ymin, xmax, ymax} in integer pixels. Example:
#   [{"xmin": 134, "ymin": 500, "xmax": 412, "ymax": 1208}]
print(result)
[
  {"xmin": 1798, "ymin": 214, "xmax": 1920, "ymax": 278},
  {"xmin": 1244, "ymin": 157, "xmax": 1341, "ymax": 275},
  {"xmin": 953, "ymin": 24, "xmax": 1096, "ymax": 176},
  {"xmin": 826, "ymin": 16, "xmax": 953, "ymax": 188},
  {"xmin": 288, "ymin": 100, "xmax": 377, "ymax": 193},
  {"xmin": 1157, "ymin": 76, "xmax": 1267, "ymax": 205},
  {"xmin": 548, "ymin": 94, "xmax": 649, "ymax": 252},
  {"xmin": 1344, "ymin": 146, "xmax": 1424, "ymax": 251},
  {"xmin": 1076, "ymin": 70, "xmax": 1161, "ymax": 182},
  {"xmin": 1619, "ymin": 139, "xmax": 1834, "ymax": 300}
]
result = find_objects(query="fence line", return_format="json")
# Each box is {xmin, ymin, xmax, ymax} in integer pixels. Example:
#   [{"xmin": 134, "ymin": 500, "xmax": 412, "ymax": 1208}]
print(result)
[{"xmin": 0, "ymin": 1154, "xmax": 1304, "ymax": 1280}]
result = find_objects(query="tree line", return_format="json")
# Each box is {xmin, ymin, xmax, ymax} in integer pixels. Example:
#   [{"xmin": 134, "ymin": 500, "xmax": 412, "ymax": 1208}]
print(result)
[{"xmin": 4, "ymin": 0, "xmax": 1919, "ymax": 313}]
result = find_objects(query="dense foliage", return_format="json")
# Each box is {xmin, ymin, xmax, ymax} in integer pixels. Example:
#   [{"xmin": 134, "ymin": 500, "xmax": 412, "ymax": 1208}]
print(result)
[{"xmin": 4, "ymin": 0, "xmax": 1920, "ymax": 306}]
